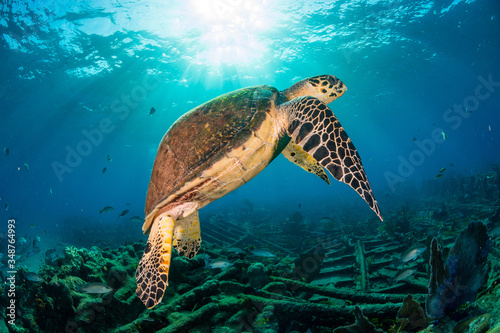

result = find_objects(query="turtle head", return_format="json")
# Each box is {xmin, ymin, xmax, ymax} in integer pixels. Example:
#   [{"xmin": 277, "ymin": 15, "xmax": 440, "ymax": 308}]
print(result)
[{"xmin": 281, "ymin": 75, "xmax": 347, "ymax": 104}]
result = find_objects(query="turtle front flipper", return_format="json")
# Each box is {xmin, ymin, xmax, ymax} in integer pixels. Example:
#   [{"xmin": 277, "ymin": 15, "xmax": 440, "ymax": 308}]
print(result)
[
  {"xmin": 173, "ymin": 211, "xmax": 201, "ymax": 259},
  {"xmin": 282, "ymin": 96, "xmax": 383, "ymax": 221},
  {"xmin": 282, "ymin": 139, "xmax": 330, "ymax": 185},
  {"xmin": 136, "ymin": 212, "xmax": 174, "ymax": 308}
]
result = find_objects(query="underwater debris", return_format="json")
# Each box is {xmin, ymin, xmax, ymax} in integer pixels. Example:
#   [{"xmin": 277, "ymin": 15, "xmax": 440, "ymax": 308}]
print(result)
[
  {"xmin": 150, "ymin": 106, "xmax": 156, "ymax": 116},
  {"xmin": 426, "ymin": 221, "xmax": 492, "ymax": 319},
  {"xmin": 332, "ymin": 306, "xmax": 384, "ymax": 333},
  {"xmin": 355, "ymin": 240, "xmax": 369, "ymax": 291},
  {"xmin": 293, "ymin": 244, "xmax": 325, "ymax": 283},
  {"xmin": 102, "ymin": 167, "xmax": 107, "ymax": 174},
  {"xmin": 3, "ymin": 147, "xmax": 8, "ymax": 155}
]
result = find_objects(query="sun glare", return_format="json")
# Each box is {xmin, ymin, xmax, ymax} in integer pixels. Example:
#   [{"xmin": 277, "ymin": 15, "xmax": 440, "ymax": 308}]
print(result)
[{"xmin": 188, "ymin": 0, "xmax": 271, "ymax": 66}]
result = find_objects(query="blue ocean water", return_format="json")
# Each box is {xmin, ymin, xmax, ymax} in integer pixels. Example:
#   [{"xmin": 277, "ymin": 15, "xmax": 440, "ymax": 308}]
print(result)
[
  {"xmin": 2, "ymin": 0, "xmax": 498, "ymax": 231},
  {"xmin": 0, "ymin": 0, "xmax": 499, "ymax": 329}
]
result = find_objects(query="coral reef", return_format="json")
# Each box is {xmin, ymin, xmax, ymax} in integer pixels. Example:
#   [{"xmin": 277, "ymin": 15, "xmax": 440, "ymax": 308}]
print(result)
[{"xmin": 1, "ymin": 244, "xmax": 143, "ymax": 333}]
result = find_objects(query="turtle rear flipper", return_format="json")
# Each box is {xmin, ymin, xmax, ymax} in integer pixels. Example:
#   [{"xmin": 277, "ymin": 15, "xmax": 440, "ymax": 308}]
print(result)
[
  {"xmin": 281, "ymin": 96, "xmax": 383, "ymax": 221},
  {"xmin": 173, "ymin": 211, "xmax": 201, "ymax": 259},
  {"xmin": 136, "ymin": 213, "xmax": 174, "ymax": 308}
]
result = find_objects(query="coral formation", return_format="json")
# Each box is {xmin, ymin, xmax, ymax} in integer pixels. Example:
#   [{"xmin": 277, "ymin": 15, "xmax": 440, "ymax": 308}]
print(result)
[
  {"xmin": 248, "ymin": 262, "xmax": 269, "ymax": 289},
  {"xmin": 426, "ymin": 221, "xmax": 492, "ymax": 319},
  {"xmin": 396, "ymin": 295, "xmax": 427, "ymax": 332}
]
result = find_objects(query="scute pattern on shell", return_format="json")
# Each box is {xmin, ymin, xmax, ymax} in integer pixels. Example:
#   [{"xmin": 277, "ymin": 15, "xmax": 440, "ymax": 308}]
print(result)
[{"xmin": 145, "ymin": 86, "xmax": 278, "ymax": 218}]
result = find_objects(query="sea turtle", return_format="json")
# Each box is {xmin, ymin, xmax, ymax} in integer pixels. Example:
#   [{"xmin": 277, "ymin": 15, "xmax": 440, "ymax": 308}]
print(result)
[{"xmin": 136, "ymin": 74, "xmax": 383, "ymax": 308}]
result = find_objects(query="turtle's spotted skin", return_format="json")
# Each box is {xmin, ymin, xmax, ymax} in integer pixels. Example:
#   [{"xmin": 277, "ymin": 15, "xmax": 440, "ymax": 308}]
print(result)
[{"xmin": 136, "ymin": 74, "xmax": 383, "ymax": 308}]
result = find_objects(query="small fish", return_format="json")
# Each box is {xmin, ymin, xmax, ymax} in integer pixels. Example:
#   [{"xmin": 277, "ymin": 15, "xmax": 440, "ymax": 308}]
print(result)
[
  {"xmin": 388, "ymin": 268, "xmax": 417, "ymax": 285},
  {"xmin": 318, "ymin": 216, "xmax": 334, "ymax": 224},
  {"xmin": 45, "ymin": 249, "xmax": 58, "ymax": 261},
  {"xmin": 26, "ymin": 246, "xmax": 41, "ymax": 258},
  {"xmin": 450, "ymin": 163, "xmax": 454, "ymax": 167},
  {"xmin": 49, "ymin": 188, "xmax": 53, "ymax": 194},
  {"xmin": 441, "ymin": 131, "xmax": 447, "ymax": 140},
  {"xmin": 129, "ymin": 216, "xmax": 143, "ymax": 223},
  {"xmin": 102, "ymin": 167, "xmax": 107, "ymax": 174},
  {"xmin": 434, "ymin": 173, "xmax": 444, "ymax": 179},
  {"xmin": 3, "ymin": 148, "xmax": 9, "ymax": 155},
  {"xmin": 24, "ymin": 163, "xmax": 29, "ymax": 171},
  {"xmin": 439, "ymin": 168, "xmax": 446, "ymax": 173},
  {"xmin": 33, "ymin": 236, "xmax": 40, "ymax": 247},
  {"xmin": 107, "ymin": 154, "xmax": 112, "ymax": 162},
  {"xmin": 5, "ymin": 203, "xmax": 9, "ymax": 211},
  {"xmin": 412, "ymin": 137, "xmax": 418, "ymax": 142},
  {"xmin": 150, "ymin": 107, "xmax": 156, "ymax": 116},
  {"xmin": 225, "ymin": 247, "xmax": 244, "ymax": 254},
  {"xmin": 117, "ymin": 209, "xmax": 130, "ymax": 219},
  {"xmin": 24, "ymin": 272, "xmax": 44, "ymax": 282},
  {"xmin": 30, "ymin": 224, "xmax": 36, "ymax": 228},
  {"xmin": 80, "ymin": 282, "xmax": 113, "ymax": 294},
  {"xmin": 250, "ymin": 249, "xmax": 276, "ymax": 258},
  {"xmin": 489, "ymin": 125, "xmax": 491, "ymax": 131},
  {"xmin": 18, "ymin": 237, "xmax": 27, "ymax": 246},
  {"xmin": 99, "ymin": 206, "xmax": 115, "ymax": 214},
  {"xmin": 393, "ymin": 246, "xmax": 426, "ymax": 268},
  {"xmin": 209, "ymin": 259, "xmax": 233, "ymax": 270}
]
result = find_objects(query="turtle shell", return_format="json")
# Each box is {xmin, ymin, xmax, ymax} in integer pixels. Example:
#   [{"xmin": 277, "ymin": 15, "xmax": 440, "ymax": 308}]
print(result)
[{"xmin": 143, "ymin": 85, "xmax": 280, "ymax": 232}]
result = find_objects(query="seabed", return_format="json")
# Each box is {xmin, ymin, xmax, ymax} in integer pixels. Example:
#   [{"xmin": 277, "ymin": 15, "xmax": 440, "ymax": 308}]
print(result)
[{"xmin": 1, "ymin": 170, "xmax": 500, "ymax": 333}]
